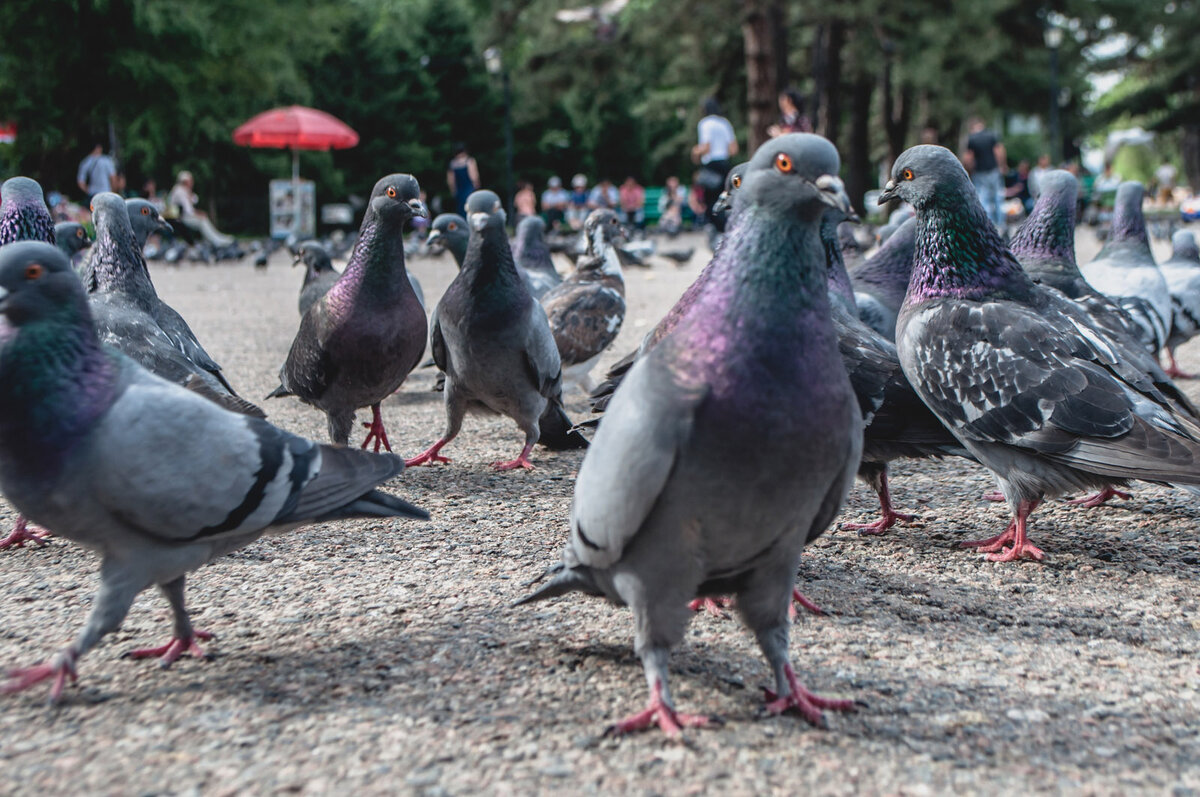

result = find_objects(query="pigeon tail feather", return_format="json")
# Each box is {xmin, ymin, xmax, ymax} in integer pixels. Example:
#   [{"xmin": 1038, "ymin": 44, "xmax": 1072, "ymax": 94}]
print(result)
[{"xmin": 537, "ymin": 401, "xmax": 589, "ymax": 449}]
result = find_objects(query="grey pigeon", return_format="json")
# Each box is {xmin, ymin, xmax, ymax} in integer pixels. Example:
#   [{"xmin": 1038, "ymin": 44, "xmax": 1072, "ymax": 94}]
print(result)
[
  {"xmin": 512, "ymin": 215, "xmax": 561, "ymax": 300},
  {"xmin": 77, "ymin": 198, "xmax": 172, "ymax": 285},
  {"xmin": 541, "ymin": 209, "xmax": 627, "ymax": 393},
  {"xmin": 848, "ymin": 218, "xmax": 915, "ymax": 340},
  {"xmin": 0, "ymin": 177, "xmax": 55, "ymax": 246},
  {"xmin": 0, "ymin": 241, "xmax": 427, "ymax": 701},
  {"xmin": 293, "ymin": 240, "xmax": 342, "ymax": 317},
  {"xmin": 426, "ymin": 213, "xmax": 469, "ymax": 269},
  {"xmin": 709, "ymin": 162, "xmax": 746, "ymax": 222},
  {"xmin": 54, "ymin": 222, "xmax": 91, "ymax": 261},
  {"xmin": 880, "ymin": 145, "xmax": 1200, "ymax": 562},
  {"xmin": 86, "ymin": 193, "xmax": 264, "ymax": 418},
  {"xmin": 1079, "ymin": 181, "xmax": 1171, "ymax": 354},
  {"xmin": 0, "ymin": 176, "xmax": 55, "ymax": 551},
  {"xmin": 407, "ymin": 190, "xmax": 587, "ymax": 471},
  {"xmin": 267, "ymin": 175, "xmax": 429, "ymax": 452},
  {"xmin": 1159, "ymin": 230, "xmax": 1200, "ymax": 379},
  {"xmin": 518, "ymin": 134, "xmax": 862, "ymax": 737}
]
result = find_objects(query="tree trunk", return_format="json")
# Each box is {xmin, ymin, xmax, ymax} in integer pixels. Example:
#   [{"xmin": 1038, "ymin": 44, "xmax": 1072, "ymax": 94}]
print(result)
[
  {"xmin": 742, "ymin": 1, "xmax": 779, "ymax": 152},
  {"xmin": 881, "ymin": 60, "xmax": 912, "ymax": 164},
  {"xmin": 1184, "ymin": 124, "xmax": 1200, "ymax": 194},
  {"xmin": 771, "ymin": 2, "xmax": 788, "ymax": 93},
  {"xmin": 810, "ymin": 23, "xmax": 825, "ymax": 126},
  {"xmin": 847, "ymin": 75, "xmax": 873, "ymax": 217},
  {"xmin": 818, "ymin": 21, "xmax": 845, "ymax": 148}
]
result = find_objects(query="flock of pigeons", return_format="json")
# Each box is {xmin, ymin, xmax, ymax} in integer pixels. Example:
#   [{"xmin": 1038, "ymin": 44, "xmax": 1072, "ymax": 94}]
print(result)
[{"xmin": 1, "ymin": 131, "xmax": 1200, "ymax": 741}]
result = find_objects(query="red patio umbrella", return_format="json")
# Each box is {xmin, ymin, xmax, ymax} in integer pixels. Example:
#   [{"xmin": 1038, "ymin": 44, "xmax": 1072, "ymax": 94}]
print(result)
[{"xmin": 232, "ymin": 105, "xmax": 359, "ymax": 183}]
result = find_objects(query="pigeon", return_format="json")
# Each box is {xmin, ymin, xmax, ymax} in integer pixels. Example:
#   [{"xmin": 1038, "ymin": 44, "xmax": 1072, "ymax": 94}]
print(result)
[
  {"xmin": 1079, "ymin": 181, "xmax": 1171, "ymax": 355},
  {"xmin": 407, "ymin": 190, "xmax": 587, "ymax": 471},
  {"xmin": 267, "ymin": 175, "xmax": 428, "ymax": 452},
  {"xmin": 0, "ymin": 176, "xmax": 56, "ymax": 551},
  {"xmin": 127, "ymin": 199, "xmax": 173, "ymax": 249},
  {"xmin": 876, "ymin": 206, "xmax": 914, "ymax": 246},
  {"xmin": 838, "ymin": 220, "xmax": 865, "ymax": 273},
  {"xmin": 0, "ymin": 241, "xmax": 428, "ymax": 701},
  {"xmin": 0, "ymin": 177, "xmax": 54, "ymax": 246},
  {"xmin": 512, "ymin": 215, "xmax": 561, "ymax": 300},
  {"xmin": 517, "ymin": 134, "xmax": 862, "ymax": 737},
  {"xmin": 542, "ymin": 209, "xmax": 627, "ymax": 393},
  {"xmin": 710, "ymin": 162, "xmax": 746, "ymax": 221},
  {"xmin": 848, "ymin": 217, "xmax": 915, "ymax": 340},
  {"xmin": 54, "ymin": 222, "xmax": 91, "ymax": 261},
  {"xmin": 1159, "ymin": 230, "xmax": 1200, "ymax": 379},
  {"xmin": 426, "ymin": 213, "xmax": 469, "ymax": 269},
  {"xmin": 293, "ymin": 240, "xmax": 342, "ymax": 317},
  {"xmin": 880, "ymin": 145, "xmax": 1200, "ymax": 562},
  {"xmin": 85, "ymin": 193, "xmax": 264, "ymax": 418}
]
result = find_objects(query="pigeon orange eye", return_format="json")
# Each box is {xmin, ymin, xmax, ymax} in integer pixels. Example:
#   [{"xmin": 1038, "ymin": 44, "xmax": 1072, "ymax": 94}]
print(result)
[
  {"xmin": 24, "ymin": 263, "xmax": 44, "ymax": 280},
  {"xmin": 141, "ymin": 207, "xmax": 150, "ymax": 215},
  {"xmin": 732, "ymin": 175, "xmax": 742, "ymax": 189},
  {"xmin": 76, "ymin": 230, "xmax": 84, "ymax": 238},
  {"xmin": 902, "ymin": 169, "xmax": 914, "ymax": 181},
  {"xmin": 386, "ymin": 187, "xmax": 397, "ymax": 198},
  {"xmin": 448, "ymin": 222, "xmax": 457, "ymax": 231},
  {"xmin": 775, "ymin": 153, "xmax": 793, "ymax": 174}
]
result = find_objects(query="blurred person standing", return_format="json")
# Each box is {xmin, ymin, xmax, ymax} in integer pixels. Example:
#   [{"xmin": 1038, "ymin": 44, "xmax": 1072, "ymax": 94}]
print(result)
[
  {"xmin": 691, "ymin": 97, "xmax": 738, "ymax": 230},
  {"xmin": 76, "ymin": 141, "xmax": 122, "ymax": 201},
  {"xmin": 961, "ymin": 116, "xmax": 1007, "ymax": 229},
  {"xmin": 446, "ymin": 143, "xmax": 479, "ymax": 217},
  {"xmin": 619, "ymin": 176, "xmax": 645, "ymax": 229},
  {"xmin": 767, "ymin": 88, "xmax": 811, "ymax": 137},
  {"xmin": 541, "ymin": 176, "xmax": 569, "ymax": 229}
]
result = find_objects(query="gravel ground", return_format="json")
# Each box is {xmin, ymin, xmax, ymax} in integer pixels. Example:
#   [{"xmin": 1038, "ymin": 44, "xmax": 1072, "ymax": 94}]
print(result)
[{"xmin": 3, "ymin": 227, "xmax": 1200, "ymax": 795}]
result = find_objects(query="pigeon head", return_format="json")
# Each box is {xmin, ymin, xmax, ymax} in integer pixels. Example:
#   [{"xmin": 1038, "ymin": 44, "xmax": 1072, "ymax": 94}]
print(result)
[
  {"xmin": 1109, "ymin": 181, "xmax": 1148, "ymax": 244},
  {"xmin": 583, "ymin": 208, "xmax": 625, "ymax": 253},
  {"xmin": 466, "ymin": 190, "xmax": 506, "ymax": 233},
  {"xmin": 515, "ymin": 214, "xmax": 547, "ymax": 248},
  {"xmin": 740, "ymin": 133, "xmax": 851, "ymax": 220},
  {"xmin": 1009, "ymin": 169, "xmax": 1077, "ymax": 266},
  {"xmin": 292, "ymin": 240, "xmax": 333, "ymax": 272},
  {"xmin": 427, "ymin": 213, "xmax": 469, "ymax": 265},
  {"xmin": 0, "ymin": 241, "xmax": 81, "ymax": 329},
  {"xmin": 878, "ymin": 145, "xmax": 975, "ymax": 211},
  {"xmin": 0, "ymin": 176, "xmax": 55, "ymax": 246},
  {"xmin": 711, "ymin": 162, "xmax": 747, "ymax": 216},
  {"xmin": 126, "ymin": 198, "xmax": 173, "ymax": 246},
  {"xmin": 1171, "ymin": 230, "xmax": 1199, "ymax": 263},
  {"xmin": 90, "ymin": 192, "xmax": 137, "ymax": 246},
  {"xmin": 368, "ymin": 174, "xmax": 427, "ymax": 223},
  {"xmin": 54, "ymin": 222, "xmax": 92, "ymax": 256}
]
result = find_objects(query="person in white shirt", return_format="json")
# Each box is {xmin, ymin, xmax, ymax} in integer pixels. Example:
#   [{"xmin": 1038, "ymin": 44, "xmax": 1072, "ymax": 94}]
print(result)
[
  {"xmin": 167, "ymin": 170, "xmax": 234, "ymax": 247},
  {"xmin": 690, "ymin": 97, "xmax": 738, "ymax": 229}
]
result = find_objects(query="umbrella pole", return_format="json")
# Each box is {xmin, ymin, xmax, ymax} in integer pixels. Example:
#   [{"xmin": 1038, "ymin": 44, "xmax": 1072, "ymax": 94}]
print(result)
[{"xmin": 291, "ymin": 147, "xmax": 300, "ymax": 235}]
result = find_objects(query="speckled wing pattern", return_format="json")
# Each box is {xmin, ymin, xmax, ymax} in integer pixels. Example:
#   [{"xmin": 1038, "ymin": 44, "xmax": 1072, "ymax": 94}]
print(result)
[{"xmin": 543, "ymin": 280, "xmax": 626, "ymax": 368}]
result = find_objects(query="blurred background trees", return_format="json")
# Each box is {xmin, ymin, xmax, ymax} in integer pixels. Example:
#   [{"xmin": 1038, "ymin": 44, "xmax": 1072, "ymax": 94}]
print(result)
[{"xmin": 0, "ymin": 0, "xmax": 1187, "ymax": 229}]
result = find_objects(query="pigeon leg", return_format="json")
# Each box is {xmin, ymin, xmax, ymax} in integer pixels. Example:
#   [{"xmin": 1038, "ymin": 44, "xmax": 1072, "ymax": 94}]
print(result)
[
  {"xmin": 126, "ymin": 577, "xmax": 213, "ymax": 668},
  {"xmin": 360, "ymin": 403, "xmax": 392, "ymax": 453},
  {"xmin": 959, "ymin": 518, "xmax": 1017, "ymax": 553},
  {"xmin": 605, "ymin": 648, "xmax": 716, "ymax": 739},
  {"xmin": 1067, "ymin": 485, "xmax": 1133, "ymax": 508},
  {"xmin": 408, "ymin": 390, "xmax": 465, "ymax": 466},
  {"xmin": 406, "ymin": 438, "xmax": 453, "ymax": 467},
  {"xmin": 840, "ymin": 468, "xmax": 916, "ymax": 535},
  {"xmin": 688, "ymin": 596, "xmax": 733, "ymax": 617},
  {"xmin": 791, "ymin": 589, "xmax": 826, "ymax": 617},
  {"xmin": 491, "ymin": 442, "xmax": 535, "ymax": 471},
  {"xmin": 0, "ymin": 515, "xmax": 50, "ymax": 551},
  {"xmin": 1164, "ymin": 347, "xmax": 1195, "ymax": 380},
  {"xmin": 962, "ymin": 500, "xmax": 1044, "ymax": 561},
  {"xmin": 3, "ymin": 561, "xmax": 142, "ymax": 701},
  {"xmin": 753, "ymin": 622, "xmax": 855, "ymax": 727}
]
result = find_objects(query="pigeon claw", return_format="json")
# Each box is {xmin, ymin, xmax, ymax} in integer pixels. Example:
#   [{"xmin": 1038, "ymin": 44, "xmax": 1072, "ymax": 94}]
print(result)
[
  {"xmin": 127, "ymin": 631, "xmax": 214, "ymax": 668},
  {"xmin": 791, "ymin": 589, "xmax": 826, "ymax": 617},
  {"xmin": 0, "ymin": 517, "xmax": 50, "ymax": 551},
  {"xmin": 985, "ymin": 539, "xmax": 1045, "ymax": 563},
  {"xmin": 2, "ymin": 651, "xmax": 78, "ymax": 702},
  {"xmin": 604, "ymin": 681, "xmax": 717, "ymax": 740},
  {"xmin": 360, "ymin": 406, "xmax": 393, "ymax": 453},
  {"xmin": 840, "ymin": 509, "xmax": 917, "ymax": 536},
  {"xmin": 491, "ymin": 456, "xmax": 535, "ymax": 472},
  {"xmin": 405, "ymin": 440, "xmax": 452, "ymax": 467},
  {"xmin": 980, "ymin": 490, "xmax": 1007, "ymax": 502},
  {"xmin": 688, "ymin": 596, "xmax": 732, "ymax": 617},
  {"xmin": 1067, "ymin": 486, "xmax": 1132, "ymax": 508},
  {"xmin": 763, "ymin": 665, "xmax": 856, "ymax": 728}
]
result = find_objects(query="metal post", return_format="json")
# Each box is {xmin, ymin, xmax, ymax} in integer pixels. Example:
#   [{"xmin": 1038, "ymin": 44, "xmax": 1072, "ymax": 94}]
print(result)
[
  {"xmin": 1048, "ymin": 45, "xmax": 1061, "ymax": 164},
  {"xmin": 503, "ymin": 69, "xmax": 515, "ymax": 222}
]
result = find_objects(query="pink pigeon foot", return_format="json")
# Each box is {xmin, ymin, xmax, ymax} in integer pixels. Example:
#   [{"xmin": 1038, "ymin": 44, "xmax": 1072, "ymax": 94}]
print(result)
[
  {"xmin": 961, "ymin": 500, "xmax": 1045, "ymax": 562},
  {"xmin": 127, "ymin": 631, "xmax": 214, "ymax": 668},
  {"xmin": 763, "ymin": 664, "xmax": 857, "ymax": 727},
  {"xmin": 688, "ymin": 596, "xmax": 733, "ymax": 617},
  {"xmin": 1164, "ymin": 349, "xmax": 1195, "ymax": 380},
  {"xmin": 841, "ymin": 508, "xmax": 917, "ymax": 536},
  {"xmin": 792, "ymin": 589, "xmax": 826, "ymax": 617},
  {"xmin": 406, "ymin": 439, "xmax": 452, "ymax": 467},
  {"xmin": 605, "ymin": 681, "xmax": 718, "ymax": 739},
  {"xmin": 360, "ymin": 405, "xmax": 392, "ymax": 453},
  {"xmin": 2, "ymin": 650, "xmax": 79, "ymax": 702},
  {"xmin": 491, "ymin": 443, "xmax": 535, "ymax": 471},
  {"xmin": 981, "ymin": 490, "xmax": 1006, "ymax": 502},
  {"xmin": 0, "ymin": 516, "xmax": 50, "ymax": 551},
  {"xmin": 1067, "ymin": 486, "xmax": 1132, "ymax": 508}
]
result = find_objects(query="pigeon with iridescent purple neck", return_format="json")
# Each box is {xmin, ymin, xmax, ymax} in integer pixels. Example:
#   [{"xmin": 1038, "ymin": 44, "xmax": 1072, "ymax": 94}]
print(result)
[
  {"xmin": 881, "ymin": 145, "xmax": 1200, "ymax": 563},
  {"xmin": 0, "ymin": 241, "xmax": 428, "ymax": 702},
  {"xmin": 0, "ymin": 177, "xmax": 54, "ymax": 247},
  {"xmin": 267, "ymin": 174, "xmax": 429, "ymax": 452},
  {"xmin": 848, "ymin": 217, "xmax": 915, "ymax": 341},
  {"xmin": 1160, "ymin": 230, "xmax": 1200, "ymax": 379},
  {"xmin": 518, "ymin": 133, "xmax": 862, "ymax": 738},
  {"xmin": 1080, "ymin": 181, "xmax": 1170, "ymax": 355}
]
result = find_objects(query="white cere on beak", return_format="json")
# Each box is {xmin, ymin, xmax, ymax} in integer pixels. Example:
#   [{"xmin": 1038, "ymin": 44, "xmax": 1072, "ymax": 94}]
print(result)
[{"xmin": 470, "ymin": 213, "xmax": 489, "ymax": 232}]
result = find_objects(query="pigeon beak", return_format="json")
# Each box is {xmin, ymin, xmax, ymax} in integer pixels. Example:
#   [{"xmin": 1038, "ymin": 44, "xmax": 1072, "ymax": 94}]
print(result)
[
  {"xmin": 0, "ymin": 285, "xmax": 8, "ymax": 311},
  {"xmin": 157, "ymin": 219, "xmax": 173, "ymax": 235},
  {"xmin": 426, "ymin": 229, "xmax": 443, "ymax": 247},
  {"xmin": 470, "ymin": 212, "xmax": 489, "ymax": 232},
  {"xmin": 712, "ymin": 192, "xmax": 730, "ymax": 215},
  {"xmin": 878, "ymin": 179, "xmax": 898, "ymax": 205},
  {"xmin": 815, "ymin": 174, "xmax": 854, "ymax": 217},
  {"xmin": 407, "ymin": 199, "xmax": 429, "ymax": 219}
]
